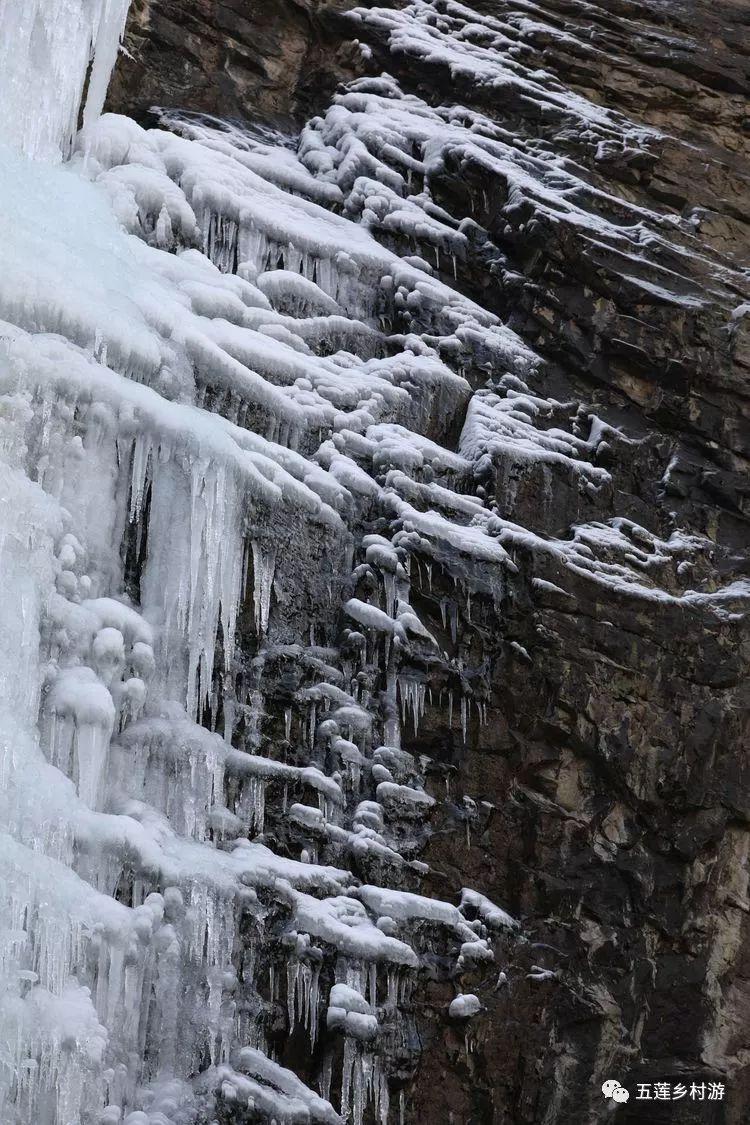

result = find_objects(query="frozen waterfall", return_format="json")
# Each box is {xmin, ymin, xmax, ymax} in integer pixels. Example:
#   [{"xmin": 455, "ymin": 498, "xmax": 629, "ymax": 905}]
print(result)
[
  {"xmin": 0, "ymin": 3, "xmax": 519, "ymax": 1123},
  {"xmin": 2, "ymin": 1, "xmax": 742, "ymax": 1123}
]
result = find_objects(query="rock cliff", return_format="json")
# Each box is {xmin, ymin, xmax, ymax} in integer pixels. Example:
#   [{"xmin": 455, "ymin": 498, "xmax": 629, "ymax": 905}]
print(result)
[
  {"xmin": 105, "ymin": 3, "xmax": 750, "ymax": 1120},
  {"xmin": 0, "ymin": 2, "xmax": 747, "ymax": 1125}
]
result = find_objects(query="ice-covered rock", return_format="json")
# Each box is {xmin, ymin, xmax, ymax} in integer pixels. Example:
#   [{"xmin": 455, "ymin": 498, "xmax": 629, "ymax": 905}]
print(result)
[{"xmin": 1, "ymin": 0, "xmax": 747, "ymax": 1123}]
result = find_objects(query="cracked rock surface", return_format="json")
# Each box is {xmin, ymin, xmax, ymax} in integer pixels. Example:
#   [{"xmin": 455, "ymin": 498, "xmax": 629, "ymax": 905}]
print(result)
[{"xmin": 0, "ymin": 1, "xmax": 747, "ymax": 1125}]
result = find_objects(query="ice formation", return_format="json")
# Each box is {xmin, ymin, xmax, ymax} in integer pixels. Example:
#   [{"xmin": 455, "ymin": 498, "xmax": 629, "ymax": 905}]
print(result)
[{"xmin": 1, "ymin": 1, "xmax": 746, "ymax": 1123}]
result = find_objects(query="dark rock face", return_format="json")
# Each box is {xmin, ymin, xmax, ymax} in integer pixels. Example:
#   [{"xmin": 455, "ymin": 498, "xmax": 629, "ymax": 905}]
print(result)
[
  {"xmin": 109, "ymin": 2, "xmax": 749, "ymax": 1122},
  {"xmin": 108, "ymin": 0, "xmax": 360, "ymax": 126}
]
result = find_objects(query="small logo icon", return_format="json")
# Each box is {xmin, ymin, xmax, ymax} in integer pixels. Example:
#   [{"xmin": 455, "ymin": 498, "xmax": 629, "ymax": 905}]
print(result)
[{"xmin": 602, "ymin": 1080, "xmax": 630, "ymax": 1103}]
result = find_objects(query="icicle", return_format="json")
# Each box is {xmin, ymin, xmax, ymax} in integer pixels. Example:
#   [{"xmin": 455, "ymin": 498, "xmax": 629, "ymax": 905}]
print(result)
[
  {"xmin": 397, "ymin": 678, "xmax": 426, "ymax": 738},
  {"xmin": 251, "ymin": 541, "xmax": 276, "ymax": 636},
  {"xmin": 223, "ymin": 693, "xmax": 236, "ymax": 745},
  {"xmin": 320, "ymin": 1055, "xmax": 333, "ymax": 1102},
  {"xmin": 368, "ymin": 963, "xmax": 377, "ymax": 1010},
  {"xmin": 377, "ymin": 1059, "xmax": 390, "ymax": 1125},
  {"xmin": 287, "ymin": 959, "xmax": 300, "ymax": 1033},
  {"xmin": 321, "ymin": 793, "xmax": 337, "ymax": 828},
  {"xmin": 383, "ymin": 669, "xmax": 400, "ymax": 749},
  {"xmin": 143, "ymin": 455, "xmax": 245, "ymax": 720},
  {"xmin": 353, "ymin": 1050, "xmax": 366, "ymax": 1125},
  {"xmin": 74, "ymin": 723, "xmax": 111, "ymax": 809},
  {"xmin": 309, "ymin": 963, "xmax": 321, "ymax": 1045},
  {"xmin": 384, "ymin": 572, "xmax": 396, "ymax": 618},
  {"xmin": 243, "ymin": 688, "xmax": 265, "ymax": 750},
  {"xmin": 386, "ymin": 969, "xmax": 398, "ymax": 1010},
  {"xmin": 341, "ymin": 1037, "xmax": 356, "ymax": 1123},
  {"xmin": 238, "ymin": 775, "xmax": 266, "ymax": 836},
  {"xmin": 129, "ymin": 436, "xmax": 151, "ymax": 522}
]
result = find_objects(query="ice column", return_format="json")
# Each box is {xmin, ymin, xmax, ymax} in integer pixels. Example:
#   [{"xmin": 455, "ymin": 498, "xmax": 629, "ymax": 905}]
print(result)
[{"xmin": 0, "ymin": 0, "xmax": 131, "ymax": 159}]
